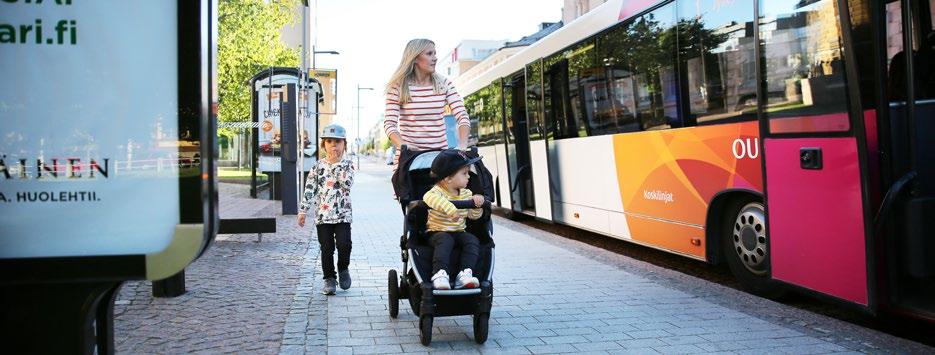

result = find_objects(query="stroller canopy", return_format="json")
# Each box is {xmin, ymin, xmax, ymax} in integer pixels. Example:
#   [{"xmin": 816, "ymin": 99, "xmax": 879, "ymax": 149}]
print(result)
[
  {"xmin": 392, "ymin": 148, "xmax": 495, "ymax": 205},
  {"xmin": 409, "ymin": 151, "xmax": 440, "ymax": 172}
]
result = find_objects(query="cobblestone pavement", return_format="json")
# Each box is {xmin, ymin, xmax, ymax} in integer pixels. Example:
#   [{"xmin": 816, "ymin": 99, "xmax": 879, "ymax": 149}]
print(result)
[
  {"xmin": 113, "ymin": 158, "xmax": 934, "ymax": 354},
  {"xmin": 114, "ymin": 183, "xmax": 308, "ymax": 354}
]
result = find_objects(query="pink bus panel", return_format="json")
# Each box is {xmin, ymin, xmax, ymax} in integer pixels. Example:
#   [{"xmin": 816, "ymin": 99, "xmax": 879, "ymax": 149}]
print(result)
[{"xmin": 766, "ymin": 137, "xmax": 868, "ymax": 305}]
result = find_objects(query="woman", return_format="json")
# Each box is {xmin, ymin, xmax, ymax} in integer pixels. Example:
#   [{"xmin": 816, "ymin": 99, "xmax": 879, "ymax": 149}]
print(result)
[{"xmin": 384, "ymin": 38, "xmax": 471, "ymax": 169}]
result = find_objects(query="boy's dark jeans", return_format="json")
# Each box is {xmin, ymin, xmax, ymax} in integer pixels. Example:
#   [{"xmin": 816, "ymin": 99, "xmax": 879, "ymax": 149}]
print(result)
[
  {"xmin": 317, "ymin": 223, "xmax": 351, "ymax": 280},
  {"xmin": 429, "ymin": 231, "xmax": 479, "ymax": 275}
]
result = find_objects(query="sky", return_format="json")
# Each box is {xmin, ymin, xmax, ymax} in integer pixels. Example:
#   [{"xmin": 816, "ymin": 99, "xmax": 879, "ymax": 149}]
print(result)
[{"xmin": 310, "ymin": 0, "xmax": 564, "ymax": 144}]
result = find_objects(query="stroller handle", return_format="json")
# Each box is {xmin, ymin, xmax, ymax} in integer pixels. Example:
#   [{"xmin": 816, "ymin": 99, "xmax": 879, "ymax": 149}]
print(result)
[
  {"xmin": 407, "ymin": 198, "xmax": 490, "ymax": 211},
  {"xmin": 400, "ymin": 144, "xmax": 478, "ymax": 154},
  {"xmin": 451, "ymin": 199, "xmax": 490, "ymax": 209}
]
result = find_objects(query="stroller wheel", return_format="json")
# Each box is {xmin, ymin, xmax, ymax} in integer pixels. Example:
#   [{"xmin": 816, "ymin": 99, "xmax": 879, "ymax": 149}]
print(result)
[
  {"xmin": 388, "ymin": 270, "xmax": 399, "ymax": 318},
  {"xmin": 419, "ymin": 315, "xmax": 433, "ymax": 345},
  {"xmin": 399, "ymin": 277, "xmax": 409, "ymax": 299},
  {"xmin": 473, "ymin": 313, "xmax": 489, "ymax": 344}
]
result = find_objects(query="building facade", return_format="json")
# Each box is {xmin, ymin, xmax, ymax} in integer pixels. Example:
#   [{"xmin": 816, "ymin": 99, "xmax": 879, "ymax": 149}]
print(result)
[
  {"xmin": 440, "ymin": 40, "xmax": 510, "ymax": 79},
  {"xmin": 562, "ymin": 0, "xmax": 608, "ymax": 24},
  {"xmin": 453, "ymin": 22, "xmax": 563, "ymax": 88}
]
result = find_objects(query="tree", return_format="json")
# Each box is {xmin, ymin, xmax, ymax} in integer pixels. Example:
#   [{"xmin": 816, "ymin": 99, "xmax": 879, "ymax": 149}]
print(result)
[{"xmin": 218, "ymin": 0, "xmax": 300, "ymax": 130}]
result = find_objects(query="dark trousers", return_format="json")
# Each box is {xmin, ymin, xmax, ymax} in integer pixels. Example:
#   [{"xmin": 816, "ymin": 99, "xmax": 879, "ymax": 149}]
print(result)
[
  {"xmin": 429, "ymin": 231, "xmax": 479, "ymax": 275},
  {"xmin": 317, "ymin": 223, "xmax": 351, "ymax": 280}
]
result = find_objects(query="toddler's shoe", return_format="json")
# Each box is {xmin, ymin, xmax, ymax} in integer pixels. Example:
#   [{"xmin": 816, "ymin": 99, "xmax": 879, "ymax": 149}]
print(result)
[
  {"xmin": 431, "ymin": 270, "xmax": 451, "ymax": 290},
  {"xmin": 322, "ymin": 278, "xmax": 337, "ymax": 295},
  {"xmin": 338, "ymin": 269, "xmax": 352, "ymax": 290},
  {"xmin": 454, "ymin": 269, "xmax": 479, "ymax": 289}
]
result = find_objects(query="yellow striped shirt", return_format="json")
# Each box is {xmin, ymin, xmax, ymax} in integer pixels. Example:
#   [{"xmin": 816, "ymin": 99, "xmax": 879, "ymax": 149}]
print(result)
[{"xmin": 423, "ymin": 185, "xmax": 483, "ymax": 232}]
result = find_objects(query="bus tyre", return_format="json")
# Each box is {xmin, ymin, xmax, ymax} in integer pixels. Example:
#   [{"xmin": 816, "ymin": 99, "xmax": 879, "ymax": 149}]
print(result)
[{"xmin": 722, "ymin": 198, "xmax": 786, "ymax": 299}]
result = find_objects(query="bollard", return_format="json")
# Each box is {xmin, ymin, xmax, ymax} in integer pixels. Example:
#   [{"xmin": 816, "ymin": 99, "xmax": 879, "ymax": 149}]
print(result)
[{"xmin": 152, "ymin": 270, "xmax": 186, "ymax": 298}]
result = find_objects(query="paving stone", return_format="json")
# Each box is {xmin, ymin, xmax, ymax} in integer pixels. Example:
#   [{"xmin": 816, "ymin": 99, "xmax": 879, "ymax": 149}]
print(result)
[
  {"xmin": 571, "ymin": 340, "xmax": 624, "ymax": 352},
  {"xmin": 652, "ymin": 344, "xmax": 706, "ymax": 354},
  {"xmin": 525, "ymin": 343, "xmax": 579, "ymax": 354}
]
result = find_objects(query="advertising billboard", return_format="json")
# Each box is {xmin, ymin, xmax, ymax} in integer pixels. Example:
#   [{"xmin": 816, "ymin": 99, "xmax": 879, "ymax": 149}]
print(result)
[
  {"xmin": 251, "ymin": 69, "xmax": 320, "ymax": 173},
  {"xmin": 0, "ymin": 2, "xmax": 215, "ymax": 352},
  {"xmin": 257, "ymin": 87, "xmax": 284, "ymax": 172},
  {"xmin": 311, "ymin": 69, "xmax": 337, "ymax": 115},
  {"xmin": 0, "ymin": 1, "xmax": 215, "ymax": 280}
]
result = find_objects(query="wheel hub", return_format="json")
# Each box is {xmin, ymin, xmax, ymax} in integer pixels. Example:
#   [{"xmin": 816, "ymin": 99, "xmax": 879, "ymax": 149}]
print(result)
[
  {"xmin": 732, "ymin": 202, "xmax": 768, "ymax": 276},
  {"xmin": 741, "ymin": 228, "xmax": 758, "ymax": 250}
]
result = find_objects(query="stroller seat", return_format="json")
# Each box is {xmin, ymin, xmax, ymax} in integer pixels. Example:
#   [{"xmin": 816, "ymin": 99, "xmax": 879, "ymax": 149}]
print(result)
[{"xmin": 404, "ymin": 202, "xmax": 494, "ymax": 296}]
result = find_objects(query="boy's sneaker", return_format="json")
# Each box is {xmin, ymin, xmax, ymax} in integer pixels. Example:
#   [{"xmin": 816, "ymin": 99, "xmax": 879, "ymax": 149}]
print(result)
[
  {"xmin": 338, "ymin": 269, "xmax": 352, "ymax": 290},
  {"xmin": 454, "ymin": 269, "xmax": 479, "ymax": 289},
  {"xmin": 431, "ymin": 270, "xmax": 450, "ymax": 290},
  {"xmin": 322, "ymin": 278, "xmax": 337, "ymax": 295}
]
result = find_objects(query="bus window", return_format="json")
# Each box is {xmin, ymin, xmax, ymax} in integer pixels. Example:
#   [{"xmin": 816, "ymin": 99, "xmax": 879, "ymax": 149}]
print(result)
[
  {"xmin": 545, "ymin": 56, "xmax": 577, "ymax": 139},
  {"xmin": 597, "ymin": 21, "xmax": 641, "ymax": 134},
  {"xmin": 678, "ymin": 0, "xmax": 758, "ymax": 126},
  {"xmin": 632, "ymin": 3, "xmax": 679, "ymax": 131},
  {"xmin": 473, "ymin": 86, "xmax": 497, "ymax": 147},
  {"xmin": 760, "ymin": 0, "xmax": 851, "ymax": 133},
  {"xmin": 478, "ymin": 84, "xmax": 496, "ymax": 146},
  {"xmin": 526, "ymin": 61, "xmax": 545, "ymax": 141},
  {"xmin": 465, "ymin": 93, "xmax": 480, "ymax": 145},
  {"xmin": 489, "ymin": 82, "xmax": 504, "ymax": 145},
  {"xmin": 542, "ymin": 55, "xmax": 559, "ymax": 141},
  {"xmin": 595, "ymin": 3, "xmax": 679, "ymax": 133},
  {"xmin": 504, "ymin": 77, "xmax": 515, "ymax": 144},
  {"xmin": 565, "ymin": 40, "xmax": 598, "ymax": 137},
  {"xmin": 885, "ymin": 0, "xmax": 935, "ymax": 101},
  {"xmin": 624, "ymin": 3, "xmax": 682, "ymax": 130}
]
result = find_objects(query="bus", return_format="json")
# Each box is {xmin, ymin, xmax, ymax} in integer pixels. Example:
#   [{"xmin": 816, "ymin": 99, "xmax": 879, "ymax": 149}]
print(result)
[{"xmin": 460, "ymin": 0, "xmax": 934, "ymax": 320}]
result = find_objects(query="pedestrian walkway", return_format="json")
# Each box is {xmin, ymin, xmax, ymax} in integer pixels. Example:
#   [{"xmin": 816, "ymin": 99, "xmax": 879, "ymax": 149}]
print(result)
[{"xmin": 114, "ymin": 157, "xmax": 934, "ymax": 354}]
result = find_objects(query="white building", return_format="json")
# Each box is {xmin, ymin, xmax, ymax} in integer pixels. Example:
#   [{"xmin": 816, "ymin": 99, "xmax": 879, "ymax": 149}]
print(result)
[
  {"xmin": 440, "ymin": 40, "xmax": 510, "ymax": 78},
  {"xmin": 453, "ymin": 22, "xmax": 563, "ymax": 88}
]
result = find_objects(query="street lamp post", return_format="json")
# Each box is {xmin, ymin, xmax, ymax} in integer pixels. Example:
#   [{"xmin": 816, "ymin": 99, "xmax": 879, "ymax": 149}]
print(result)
[
  {"xmin": 356, "ymin": 85, "xmax": 374, "ymax": 169},
  {"xmin": 312, "ymin": 45, "xmax": 340, "ymax": 70},
  {"xmin": 310, "ymin": 45, "xmax": 339, "ymax": 161}
]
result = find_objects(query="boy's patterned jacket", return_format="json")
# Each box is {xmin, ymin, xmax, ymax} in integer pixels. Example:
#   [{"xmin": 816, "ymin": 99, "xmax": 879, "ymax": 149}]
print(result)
[{"xmin": 299, "ymin": 157, "xmax": 354, "ymax": 224}]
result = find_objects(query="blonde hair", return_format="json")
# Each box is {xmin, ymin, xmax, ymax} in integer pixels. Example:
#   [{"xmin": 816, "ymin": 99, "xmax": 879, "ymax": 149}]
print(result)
[{"xmin": 385, "ymin": 38, "xmax": 446, "ymax": 105}]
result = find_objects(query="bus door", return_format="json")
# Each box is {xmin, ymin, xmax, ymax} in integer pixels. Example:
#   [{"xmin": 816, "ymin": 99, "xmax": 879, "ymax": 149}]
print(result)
[
  {"xmin": 758, "ymin": 0, "xmax": 875, "ymax": 309},
  {"xmin": 881, "ymin": 0, "xmax": 935, "ymax": 318},
  {"xmin": 526, "ymin": 60, "xmax": 553, "ymax": 221},
  {"xmin": 503, "ymin": 71, "xmax": 536, "ymax": 214}
]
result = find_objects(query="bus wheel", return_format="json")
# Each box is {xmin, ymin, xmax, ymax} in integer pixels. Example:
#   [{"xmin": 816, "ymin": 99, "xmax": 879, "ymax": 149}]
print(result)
[{"xmin": 722, "ymin": 198, "xmax": 786, "ymax": 299}]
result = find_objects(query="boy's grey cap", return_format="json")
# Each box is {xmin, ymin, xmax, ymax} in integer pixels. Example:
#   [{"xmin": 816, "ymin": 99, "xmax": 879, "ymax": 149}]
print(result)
[{"xmin": 321, "ymin": 124, "xmax": 346, "ymax": 139}]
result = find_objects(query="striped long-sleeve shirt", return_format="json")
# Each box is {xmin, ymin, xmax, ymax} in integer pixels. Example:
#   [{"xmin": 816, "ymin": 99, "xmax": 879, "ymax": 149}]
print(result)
[
  {"xmin": 384, "ymin": 79, "xmax": 470, "ymax": 157},
  {"xmin": 422, "ymin": 185, "xmax": 483, "ymax": 232}
]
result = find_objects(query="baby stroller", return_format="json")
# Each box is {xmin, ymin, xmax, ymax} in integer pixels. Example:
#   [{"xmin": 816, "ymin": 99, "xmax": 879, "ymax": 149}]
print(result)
[{"xmin": 387, "ymin": 146, "xmax": 496, "ymax": 345}]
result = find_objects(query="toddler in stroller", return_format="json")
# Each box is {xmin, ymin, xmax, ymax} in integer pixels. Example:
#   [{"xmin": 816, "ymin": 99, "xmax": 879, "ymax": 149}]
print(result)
[{"xmin": 387, "ymin": 147, "xmax": 496, "ymax": 345}]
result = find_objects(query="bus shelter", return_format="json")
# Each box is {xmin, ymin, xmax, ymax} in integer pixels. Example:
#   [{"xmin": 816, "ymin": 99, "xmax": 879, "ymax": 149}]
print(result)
[{"xmin": 248, "ymin": 68, "xmax": 321, "ymax": 214}]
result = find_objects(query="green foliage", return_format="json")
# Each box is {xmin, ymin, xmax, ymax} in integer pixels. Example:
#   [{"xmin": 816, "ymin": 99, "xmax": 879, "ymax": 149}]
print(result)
[{"xmin": 218, "ymin": 0, "xmax": 300, "ymax": 129}]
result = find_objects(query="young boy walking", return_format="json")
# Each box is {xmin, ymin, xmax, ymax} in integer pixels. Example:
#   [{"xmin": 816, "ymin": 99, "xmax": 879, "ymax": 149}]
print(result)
[{"xmin": 298, "ymin": 124, "xmax": 355, "ymax": 295}]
